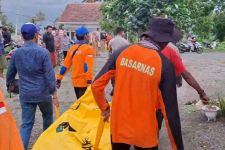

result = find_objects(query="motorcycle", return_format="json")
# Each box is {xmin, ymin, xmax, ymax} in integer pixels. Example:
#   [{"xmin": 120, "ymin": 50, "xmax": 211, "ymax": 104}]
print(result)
[
  {"xmin": 202, "ymin": 42, "xmax": 213, "ymax": 49},
  {"xmin": 178, "ymin": 41, "xmax": 203, "ymax": 54},
  {"xmin": 202, "ymin": 41, "xmax": 217, "ymax": 49}
]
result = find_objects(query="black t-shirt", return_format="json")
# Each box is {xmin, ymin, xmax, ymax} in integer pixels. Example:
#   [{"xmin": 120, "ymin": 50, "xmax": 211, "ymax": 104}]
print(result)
[{"xmin": 43, "ymin": 33, "xmax": 55, "ymax": 52}]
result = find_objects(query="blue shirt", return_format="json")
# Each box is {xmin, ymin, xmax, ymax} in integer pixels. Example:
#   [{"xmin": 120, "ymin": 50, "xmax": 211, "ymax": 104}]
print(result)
[{"xmin": 6, "ymin": 41, "xmax": 56, "ymax": 103}]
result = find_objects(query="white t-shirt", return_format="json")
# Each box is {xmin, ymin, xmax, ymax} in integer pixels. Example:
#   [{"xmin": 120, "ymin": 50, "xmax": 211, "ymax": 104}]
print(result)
[{"xmin": 109, "ymin": 35, "xmax": 130, "ymax": 52}]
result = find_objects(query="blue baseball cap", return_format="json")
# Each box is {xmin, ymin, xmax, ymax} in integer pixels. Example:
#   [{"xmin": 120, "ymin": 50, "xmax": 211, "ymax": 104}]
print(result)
[
  {"xmin": 21, "ymin": 23, "xmax": 39, "ymax": 40},
  {"xmin": 75, "ymin": 26, "xmax": 89, "ymax": 37}
]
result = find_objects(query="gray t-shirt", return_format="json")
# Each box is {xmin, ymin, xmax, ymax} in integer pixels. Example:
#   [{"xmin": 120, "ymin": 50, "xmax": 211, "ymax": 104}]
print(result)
[{"xmin": 109, "ymin": 35, "xmax": 130, "ymax": 52}]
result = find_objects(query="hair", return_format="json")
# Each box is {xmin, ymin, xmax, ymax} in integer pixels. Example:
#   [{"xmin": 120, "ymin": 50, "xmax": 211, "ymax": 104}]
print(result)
[
  {"xmin": 76, "ymin": 35, "xmax": 85, "ymax": 40},
  {"xmin": 46, "ymin": 25, "xmax": 53, "ymax": 29},
  {"xmin": 3, "ymin": 27, "xmax": 8, "ymax": 32},
  {"xmin": 115, "ymin": 27, "xmax": 125, "ymax": 34},
  {"xmin": 22, "ymin": 33, "xmax": 35, "ymax": 41}
]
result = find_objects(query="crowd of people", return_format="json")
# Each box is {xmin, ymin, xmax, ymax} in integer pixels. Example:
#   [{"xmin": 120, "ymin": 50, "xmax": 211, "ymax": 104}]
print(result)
[{"xmin": 0, "ymin": 17, "xmax": 211, "ymax": 150}]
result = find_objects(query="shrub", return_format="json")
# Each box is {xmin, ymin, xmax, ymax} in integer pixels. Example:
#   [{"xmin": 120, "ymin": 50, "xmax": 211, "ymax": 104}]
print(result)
[{"xmin": 218, "ymin": 97, "xmax": 225, "ymax": 117}]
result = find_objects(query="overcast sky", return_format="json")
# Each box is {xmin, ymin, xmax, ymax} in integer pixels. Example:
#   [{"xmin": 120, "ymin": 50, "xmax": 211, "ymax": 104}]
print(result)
[{"xmin": 2, "ymin": 0, "xmax": 82, "ymax": 27}]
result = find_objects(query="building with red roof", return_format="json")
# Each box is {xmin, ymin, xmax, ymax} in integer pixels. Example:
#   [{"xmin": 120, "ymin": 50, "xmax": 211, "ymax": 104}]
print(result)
[{"xmin": 56, "ymin": 2, "xmax": 102, "ymax": 39}]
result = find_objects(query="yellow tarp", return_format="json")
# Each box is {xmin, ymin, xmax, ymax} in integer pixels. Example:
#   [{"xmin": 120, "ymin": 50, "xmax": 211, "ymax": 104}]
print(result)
[{"xmin": 32, "ymin": 87, "xmax": 111, "ymax": 150}]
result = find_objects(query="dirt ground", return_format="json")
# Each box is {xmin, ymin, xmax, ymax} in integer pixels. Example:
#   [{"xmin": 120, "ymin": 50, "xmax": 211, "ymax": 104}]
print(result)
[{"xmin": 1, "ymin": 51, "xmax": 225, "ymax": 150}]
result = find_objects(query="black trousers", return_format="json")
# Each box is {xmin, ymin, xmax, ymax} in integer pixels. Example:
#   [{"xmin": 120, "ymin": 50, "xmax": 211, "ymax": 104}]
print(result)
[
  {"xmin": 111, "ymin": 143, "xmax": 158, "ymax": 150},
  {"xmin": 74, "ymin": 87, "xmax": 87, "ymax": 99},
  {"xmin": 156, "ymin": 110, "xmax": 164, "ymax": 130},
  {"xmin": 111, "ymin": 136, "xmax": 158, "ymax": 150},
  {"xmin": 110, "ymin": 77, "xmax": 115, "ymax": 96}
]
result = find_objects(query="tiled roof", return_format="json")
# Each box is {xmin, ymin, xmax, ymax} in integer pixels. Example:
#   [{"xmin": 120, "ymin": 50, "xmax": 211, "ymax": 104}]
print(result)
[{"xmin": 57, "ymin": 3, "xmax": 102, "ymax": 23}]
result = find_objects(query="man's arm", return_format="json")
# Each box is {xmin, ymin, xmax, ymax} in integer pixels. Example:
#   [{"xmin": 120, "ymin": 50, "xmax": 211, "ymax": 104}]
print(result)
[
  {"xmin": 159, "ymin": 54, "xmax": 184, "ymax": 150},
  {"xmin": 182, "ymin": 71, "xmax": 209, "ymax": 103},
  {"xmin": 43, "ymin": 52, "xmax": 56, "ymax": 94},
  {"xmin": 57, "ymin": 46, "xmax": 74, "ymax": 81},
  {"xmin": 92, "ymin": 45, "xmax": 129, "ymax": 121},
  {"xmin": 6, "ymin": 54, "xmax": 17, "ymax": 87},
  {"xmin": 91, "ymin": 54, "xmax": 115, "ymax": 112}
]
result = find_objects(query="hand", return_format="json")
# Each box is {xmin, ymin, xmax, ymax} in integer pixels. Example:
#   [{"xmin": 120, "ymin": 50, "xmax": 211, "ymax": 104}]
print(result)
[
  {"xmin": 53, "ymin": 97, "xmax": 59, "ymax": 107},
  {"xmin": 101, "ymin": 106, "xmax": 110, "ymax": 122},
  {"xmin": 52, "ymin": 92, "xmax": 59, "ymax": 107},
  {"xmin": 56, "ymin": 80, "xmax": 61, "ymax": 89},
  {"xmin": 199, "ymin": 92, "xmax": 210, "ymax": 104}
]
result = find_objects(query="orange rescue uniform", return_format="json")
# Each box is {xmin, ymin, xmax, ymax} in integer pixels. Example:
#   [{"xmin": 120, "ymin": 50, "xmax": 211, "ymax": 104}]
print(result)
[
  {"xmin": 57, "ymin": 44, "xmax": 95, "ymax": 87},
  {"xmin": 0, "ymin": 89, "xmax": 24, "ymax": 150},
  {"xmin": 92, "ymin": 44, "xmax": 183, "ymax": 149}
]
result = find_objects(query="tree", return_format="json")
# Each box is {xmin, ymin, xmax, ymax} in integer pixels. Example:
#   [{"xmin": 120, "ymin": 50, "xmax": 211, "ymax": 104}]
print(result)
[
  {"xmin": 101, "ymin": 0, "xmax": 157, "ymax": 33},
  {"xmin": 213, "ymin": 12, "xmax": 225, "ymax": 41},
  {"xmin": 82, "ymin": 0, "xmax": 101, "ymax": 2},
  {"xmin": 100, "ymin": 0, "xmax": 163, "ymax": 41},
  {"xmin": 0, "ymin": 14, "xmax": 15, "ymax": 33},
  {"xmin": 164, "ymin": 0, "xmax": 216, "ymax": 39},
  {"xmin": 100, "ymin": 0, "xmax": 218, "ymax": 41},
  {"xmin": 31, "ymin": 11, "xmax": 46, "ymax": 24}
]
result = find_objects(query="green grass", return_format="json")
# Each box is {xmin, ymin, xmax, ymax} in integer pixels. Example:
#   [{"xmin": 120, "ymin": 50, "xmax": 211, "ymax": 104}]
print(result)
[{"xmin": 218, "ymin": 97, "xmax": 225, "ymax": 117}]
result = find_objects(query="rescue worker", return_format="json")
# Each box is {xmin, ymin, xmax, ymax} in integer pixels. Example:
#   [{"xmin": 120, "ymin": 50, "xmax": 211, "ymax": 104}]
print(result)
[
  {"xmin": 56, "ymin": 26, "xmax": 95, "ymax": 99},
  {"xmin": 0, "ymin": 88, "xmax": 24, "ymax": 150},
  {"xmin": 91, "ymin": 17, "xmax": 183, "ymax": 150}
]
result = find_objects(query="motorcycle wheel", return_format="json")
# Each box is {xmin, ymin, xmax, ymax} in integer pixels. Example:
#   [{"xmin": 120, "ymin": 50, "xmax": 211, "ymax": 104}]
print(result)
[
  {"xmin": 196, "ymin": 47, "xmax": 203, "ymax": 54},
  {"xmin": 178, "ymin": 47, "xmax": 185, "ymax": 53}
]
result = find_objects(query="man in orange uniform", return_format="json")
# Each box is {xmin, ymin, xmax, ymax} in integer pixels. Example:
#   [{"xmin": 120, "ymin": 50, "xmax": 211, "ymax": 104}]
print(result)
[
  {"xmin": 91, "ymin": 18, "xmax": 183, "ymax": 150},
  {"xmin": 0, "ymin": 88, "xmax": 24, "ymax": 150},
  {"xmin": 56, "ymin": 26, "xmax": 94, "ymax": 99}
]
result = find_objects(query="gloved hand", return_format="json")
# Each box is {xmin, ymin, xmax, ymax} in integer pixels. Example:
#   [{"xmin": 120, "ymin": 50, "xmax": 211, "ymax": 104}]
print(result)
[{"xmin": 56, "ymin": 79, "xmax": 61, "ymax": 89}]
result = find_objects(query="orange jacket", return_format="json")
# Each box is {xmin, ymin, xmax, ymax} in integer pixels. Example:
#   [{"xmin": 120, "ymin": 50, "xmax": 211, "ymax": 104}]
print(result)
[
  {"xmin": 92, "ymin": 44, "xmax": 183, "ymax": 149},
  {"xmin": 57, "ymin": 43, "xmax": 95, "ymax": 87},
  {"xmin": 0, "ymin": 89, "xmax": 24, "ymax": 150}
]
